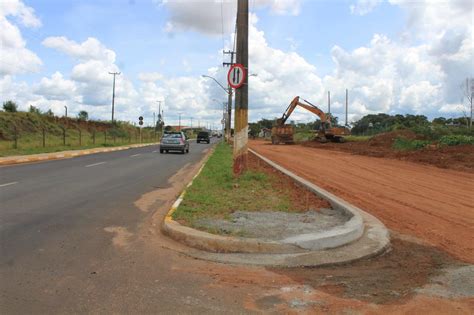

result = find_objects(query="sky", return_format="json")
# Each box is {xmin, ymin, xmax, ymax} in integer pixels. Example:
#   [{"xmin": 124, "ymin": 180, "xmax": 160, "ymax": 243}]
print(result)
[{"xmin": 1, "ymin": 0, "xmax": 473, "ymax": 128}]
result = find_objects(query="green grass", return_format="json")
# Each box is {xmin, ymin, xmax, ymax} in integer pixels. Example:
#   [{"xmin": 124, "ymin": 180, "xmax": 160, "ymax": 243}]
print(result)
[
  {"xmin": 0, "ymin": 131, "xmax": 158, "ymax": 157},
  {"xmin": 172, "ymin": 142, "xmax": 292, "ymax": 228},
  {"xmin": 392, "ymin": 137, "xmax": 432, "ymax": 151},
  {"xmin": 344, "ymin": 135, "xmax": 371, "ymax": 142}
]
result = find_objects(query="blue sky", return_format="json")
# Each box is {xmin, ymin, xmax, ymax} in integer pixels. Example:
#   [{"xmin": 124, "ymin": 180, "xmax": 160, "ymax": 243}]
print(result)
[{"xmin": 1, "ymin": 0, "xmax": 472, "ymax": 126}]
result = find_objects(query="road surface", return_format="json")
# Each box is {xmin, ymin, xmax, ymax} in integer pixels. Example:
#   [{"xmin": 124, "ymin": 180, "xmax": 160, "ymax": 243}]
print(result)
[
  {"xmin": 250, "ymin": 140, "xmax": 474, "ymax": 263},
  {"xmin": 0, "ymin": 139, "xmax": 246, "ymax": 313}
]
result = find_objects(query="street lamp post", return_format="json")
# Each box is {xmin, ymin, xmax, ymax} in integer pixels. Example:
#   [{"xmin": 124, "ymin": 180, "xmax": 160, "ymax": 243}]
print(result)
[{"xmin": 202, "ymin": 75, "xmax": 232, "ymax": 142}]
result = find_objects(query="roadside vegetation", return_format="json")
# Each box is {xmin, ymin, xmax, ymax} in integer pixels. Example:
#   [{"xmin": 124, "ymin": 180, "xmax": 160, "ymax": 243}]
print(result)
[
  {"xmin": 173, "ymin": 142, "xmax": 329, "ymax": 229},
  {"xmin": 0, "ymin": 101, "xmax": 161, "ymax": 157}
]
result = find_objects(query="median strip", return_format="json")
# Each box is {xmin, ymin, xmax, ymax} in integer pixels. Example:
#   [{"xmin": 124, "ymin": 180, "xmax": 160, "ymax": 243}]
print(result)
[{"xmin": 161, "ymin": 143, "xmax": 389, "ymax": 266}]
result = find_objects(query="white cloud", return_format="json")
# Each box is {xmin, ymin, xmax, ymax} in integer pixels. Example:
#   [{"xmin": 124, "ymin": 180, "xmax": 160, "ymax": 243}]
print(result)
[
  {"xmin": 0, "ymin": 0, "xmax": 42, "ymax": 27},
  {"xmin": 350, "ymin": 0, "xmax": 382, "ymax": 16},
  {"xmin": 42, "ymin": 37, "xmax": 116, "ymax": 63},
  {"xmin": 159, "ymin": 0, "xmax": 301, "ymax": 35},
  {"xmin": 34, "ymin": 72, "xmax": 77, "ymax": 101},
  {"xmin": 0, "ymin": 1, "xmax": 42, "ymax": 76}
]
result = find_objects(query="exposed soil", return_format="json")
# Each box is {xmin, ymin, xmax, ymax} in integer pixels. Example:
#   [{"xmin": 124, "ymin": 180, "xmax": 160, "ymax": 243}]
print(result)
[
  {"xmin": 248, "ymin": 151, "xmax": 331, "ymax": 210},
  {"xmin": 173, "ymin": 235, "xmax": 473, "ymax": 313},
  {"xmin": 301, "ymin": 130, "xmax": 474, "ymax": 172},
  {"xmin": 250, "ymin": 140, "xmax": 474, "ymax": 263}
]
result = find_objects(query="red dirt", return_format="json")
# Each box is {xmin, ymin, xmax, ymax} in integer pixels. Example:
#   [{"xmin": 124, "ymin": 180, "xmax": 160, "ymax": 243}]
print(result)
[
  {"xmin": 250, "ymin": 140, "xmax": 474, "ymax": 263},
  {"xmin": 248, "ymin": 151, "xmax": 331, "ymax": 211},
  {"xmin": 301, "ymin": 130, "xmax": 474, "ymax": 173}
]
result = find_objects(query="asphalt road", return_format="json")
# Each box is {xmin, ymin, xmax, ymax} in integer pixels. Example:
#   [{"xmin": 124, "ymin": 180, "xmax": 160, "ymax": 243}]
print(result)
[{"xmin": 0, "ymin": 138, "xmax": 247, "ymax": 313}]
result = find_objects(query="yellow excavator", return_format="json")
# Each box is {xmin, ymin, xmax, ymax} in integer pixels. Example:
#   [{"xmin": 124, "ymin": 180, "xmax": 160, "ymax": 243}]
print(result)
[{"xmin": 271, "ymin": 96, "xmax": 351, "ymax": 144}]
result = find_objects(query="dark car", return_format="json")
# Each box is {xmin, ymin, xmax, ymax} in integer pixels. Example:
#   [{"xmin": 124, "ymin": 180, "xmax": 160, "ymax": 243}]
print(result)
[
  {"xmin": 197, "ymin": 131, "xmax": 210, "ymax": 144},
  {"xmin": 160, "ymin": 132, "xmax": 189, "ymax": 154}
]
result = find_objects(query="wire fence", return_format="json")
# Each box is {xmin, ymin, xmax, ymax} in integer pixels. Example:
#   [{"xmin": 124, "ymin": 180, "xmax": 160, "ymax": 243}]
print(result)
[{"xmin": 0, "ymin": 126, "xmax": 160, "ymax": 153}]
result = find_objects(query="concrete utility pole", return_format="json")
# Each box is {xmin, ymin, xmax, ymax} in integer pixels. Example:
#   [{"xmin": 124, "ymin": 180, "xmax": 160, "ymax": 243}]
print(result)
[
  {"xmin": 327, "ymin": 91, "xmax": 331, "ymax": 115},
  {"xmin": 224, "ymin": 50, "xmax": 235, "ymax": 142},
  {"xmin": 109, "ymin": 72, "xmax": 121, "ymax": 123},
  {"xmin": 233, "ymin": 0, "xmax": 249, "ymax": 176},
  {"xmin": 64, "ymin": 105, "xmax": 68, "ymax": 118},
  {"xmin": 345, "ymin": 88, "xmax": 348, "ymax": 126}
]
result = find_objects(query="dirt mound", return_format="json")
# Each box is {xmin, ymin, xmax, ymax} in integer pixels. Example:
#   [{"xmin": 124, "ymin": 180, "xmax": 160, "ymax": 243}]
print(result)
[
  {"xmin": 368, "ymin": 129, "xmax": 422, "ymax": 147},
  {"xmin": 299, "ymin": 131, "xmax": 473, "ymax": 172}
]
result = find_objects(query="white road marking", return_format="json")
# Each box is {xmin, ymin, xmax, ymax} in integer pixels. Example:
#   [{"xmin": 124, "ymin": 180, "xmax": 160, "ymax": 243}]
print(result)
[
  {"xmin": 0, "ymin": 181, "xmax": 18, "ymax": 188},
  {"xmin": 85, "ymin": 162, "xmax": 106, "ymax": 168},
  {"xmin": 130, "ymin": 154, "xmax": 141, "ymax": 157},
  {"xmin": 152, "ymin": 150, "xmax": 158, "ymax": 153}
]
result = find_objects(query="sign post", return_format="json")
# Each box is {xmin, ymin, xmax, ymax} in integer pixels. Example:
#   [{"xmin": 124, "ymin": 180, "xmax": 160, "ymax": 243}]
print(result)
[{"xmin": 138, "ymin": 116, "xmax": 143, "ymax": 143}]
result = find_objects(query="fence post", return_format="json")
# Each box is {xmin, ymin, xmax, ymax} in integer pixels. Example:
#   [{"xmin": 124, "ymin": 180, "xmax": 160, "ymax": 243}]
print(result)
[
  {"xmin": 104, "ymin": 130, "xmax": 107, "ymax": 145},
  {"xmin": 42, "ymin": 128, "xmax": 46, "ymax": 147},
  {"xmin": 79, "ymin": 129, "xmax": 82, "ymax": 146},
  {"xmin": 13, "ymin": 126, "xmax": 18, "ymax": 149}
]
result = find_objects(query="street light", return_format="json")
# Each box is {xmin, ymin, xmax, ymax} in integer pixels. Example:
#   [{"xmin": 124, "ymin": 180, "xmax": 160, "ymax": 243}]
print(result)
[{"xmin": 201, "ymin": 75, "xmax": 229, "ymax": 95}]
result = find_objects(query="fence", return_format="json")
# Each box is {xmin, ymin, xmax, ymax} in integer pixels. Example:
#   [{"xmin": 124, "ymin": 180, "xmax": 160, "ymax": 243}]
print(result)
[{"xmin": 0, "ymin": 126, "xmax": 161, "ymax": 153}]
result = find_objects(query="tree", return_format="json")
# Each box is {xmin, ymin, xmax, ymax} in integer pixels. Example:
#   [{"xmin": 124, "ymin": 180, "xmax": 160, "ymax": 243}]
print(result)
[
  {"xmin": 77, "ymin": 110, "xmax": 89, "ymax": 121},
  {"xmin": 3, "ymin": 100, "xmax": 18, "ymax": 112},
  {"xmin": 44, "ymin": 109, "xmax": 54, "ymax": 117},
  {"xmin": 29, "ymin": 105, "xmax": 41, "ymax": 114}
]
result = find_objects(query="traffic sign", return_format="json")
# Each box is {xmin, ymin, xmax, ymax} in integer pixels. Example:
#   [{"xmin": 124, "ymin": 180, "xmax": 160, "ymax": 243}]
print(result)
[
  {"xmin": 139, "ymin": 116, "xmax": 143, "ymax": 121},
  {"xmin": 139, "ymin": 120, "xmax": 143, "ymax": 126},
  {"xmin": 227, "ymin": 63, "xmax": 246, "ymax": 89}
]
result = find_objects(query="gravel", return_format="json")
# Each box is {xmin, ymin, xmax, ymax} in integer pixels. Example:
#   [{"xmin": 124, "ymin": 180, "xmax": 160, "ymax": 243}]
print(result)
[{"xmin": 194, "ymin": 208, "xmax": 352, "ymax": 240}]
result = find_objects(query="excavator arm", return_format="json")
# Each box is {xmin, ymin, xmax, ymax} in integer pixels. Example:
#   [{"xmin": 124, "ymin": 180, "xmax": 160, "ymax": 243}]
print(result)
[{"xmin": 278, "ymin": 96, "xmax": 331, "ymax": 128}]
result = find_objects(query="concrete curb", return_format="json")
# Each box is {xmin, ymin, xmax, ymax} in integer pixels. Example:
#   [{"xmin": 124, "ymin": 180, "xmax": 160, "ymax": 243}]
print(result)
[
  {"xmin": 162, "ymin": 149, "xmax": 370, "ymax": 254},
  {"xmin": 0, "ymin": 142, "xmax": 159, "ymax": 166},
  {"xmin": 250, "ymin": 149, "xmax": 365, "ymax": 250}
]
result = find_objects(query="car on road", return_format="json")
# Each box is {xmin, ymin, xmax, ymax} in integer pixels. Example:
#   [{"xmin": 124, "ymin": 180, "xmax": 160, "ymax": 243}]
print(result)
[
  {"xmin": 160, "ymin": 132, "xmax": 189, "ymax": 154},
  {"xmin": 197, "ymin": 131, "xmax": 210, "ymax": 144}
]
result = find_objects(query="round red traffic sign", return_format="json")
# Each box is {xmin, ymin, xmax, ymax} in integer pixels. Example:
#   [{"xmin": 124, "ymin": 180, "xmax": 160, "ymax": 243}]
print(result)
[{"xmin": 227, "ymin": 64, "xmax": 246, "ymax": 89}]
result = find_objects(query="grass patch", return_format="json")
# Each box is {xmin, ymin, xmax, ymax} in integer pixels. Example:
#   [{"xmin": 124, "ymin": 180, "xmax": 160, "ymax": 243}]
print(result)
[
  {"xmin": 393, "ymin": 137, "xmax": 431, "ymax": 151},
  {"xmin": 438, "ymin": 135, "xmax": 474, "ymax": 146},
  {"xmin": 172, "ymin": 142, "xmax": 293, "ymax": 228},
  {"xmin": 344, "ymin": 135, "xmax": 371, "ymax": 142}
]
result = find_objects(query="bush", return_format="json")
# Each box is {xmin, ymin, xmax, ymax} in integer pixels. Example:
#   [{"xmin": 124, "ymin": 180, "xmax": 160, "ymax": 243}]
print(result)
[
  {"xmin": 439, "ymin": 135, "xmax": 474, "ymax": 146},
  {"xmin": 3, "ymin": 100, "xmax": 18, "ymax": 112}
]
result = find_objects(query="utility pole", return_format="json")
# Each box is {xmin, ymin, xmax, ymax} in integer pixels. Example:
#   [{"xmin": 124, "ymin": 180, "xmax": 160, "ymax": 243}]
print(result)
[
  {"xmin": 153, "ymin": 112, "xmax": 156, "ymax": 128},
  {"xmin": 233, "ymin": 0, "xmax": 249, "ymax": 176},
  {"xmin": 223, "ymin": 50, "xmax": 235, "ymax": 142},
  {"xmin": 64, "ymin": 105, "xmax": 67, "ymax": 118},
  {"xmin": 327, "ymin": 91, "xmax": 331, "ymax": 115},
  {"xmin": 178, "ymin": 113, "xmax": 182, "ymax": 131},
  {"xmin": 109, "ymin": 72, "xmax": 121, "ymax": 123},
  {"xmin": 345, "ymin": 88, "xmax": 348, "ymax": 126}
]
